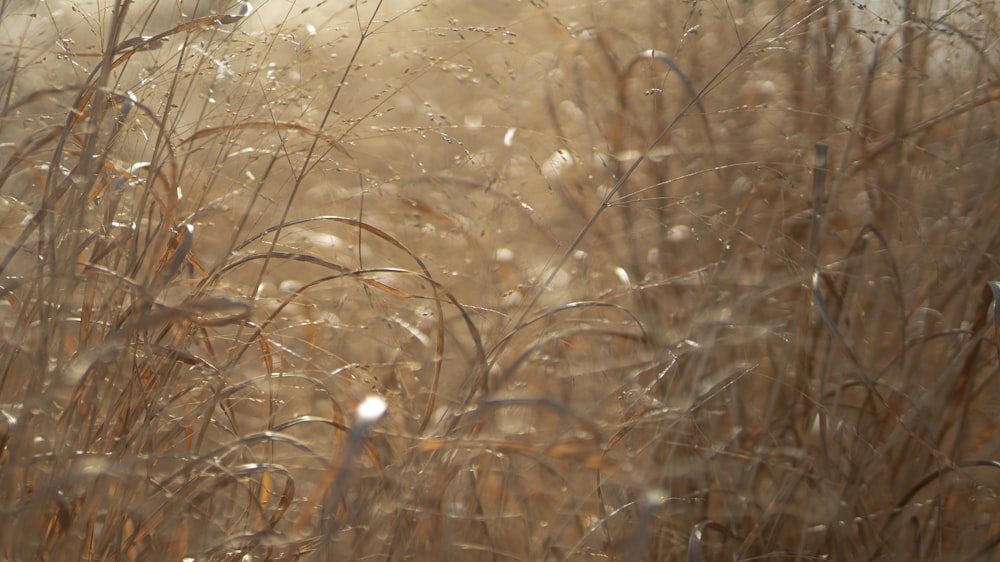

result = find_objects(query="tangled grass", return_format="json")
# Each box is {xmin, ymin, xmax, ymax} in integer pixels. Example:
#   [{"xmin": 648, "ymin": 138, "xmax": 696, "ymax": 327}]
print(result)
[{"xmin": 1, "ymin": 0, "xmax": 998, "ymax": 560}]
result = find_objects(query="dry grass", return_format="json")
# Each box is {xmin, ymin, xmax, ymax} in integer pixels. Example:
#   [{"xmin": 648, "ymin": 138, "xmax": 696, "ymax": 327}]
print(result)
[{"xmin": 1, "ymin": 0, "xmax": 999, "ymax": 560}]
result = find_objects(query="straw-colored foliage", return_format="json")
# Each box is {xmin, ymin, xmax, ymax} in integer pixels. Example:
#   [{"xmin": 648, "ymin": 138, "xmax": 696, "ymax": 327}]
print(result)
[{"xmin": 1, "ymin": 0, "xmax": 998, "ymax": 560}]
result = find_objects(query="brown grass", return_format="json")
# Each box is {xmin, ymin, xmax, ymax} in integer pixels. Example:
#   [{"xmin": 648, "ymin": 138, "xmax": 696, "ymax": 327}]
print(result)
[{"xmin": 1, "ymin": 0, "xmax": 999, "ymax": 560}]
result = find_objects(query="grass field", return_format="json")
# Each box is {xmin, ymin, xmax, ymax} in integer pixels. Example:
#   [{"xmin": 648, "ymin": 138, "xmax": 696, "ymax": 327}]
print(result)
[{"xmin": 1, "ymin": 0, "xmax": 999, "ymax": 560}]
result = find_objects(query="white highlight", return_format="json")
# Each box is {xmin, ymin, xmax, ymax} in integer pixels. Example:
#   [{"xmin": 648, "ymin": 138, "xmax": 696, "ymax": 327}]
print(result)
[
  {"xmin": 356, "ymin": 395, "xmax": 387, "ymax": 424},
  {"xmin": 541, "ymin": 149, "xmax": 573, "ymax": 182},
  {"xmin": 615, "ymin": 266, "xmax": 631, "ymax": 288},
  {"xmin": 494, "ymin": 247, "xmax": 514, "ymax": 263},
  {"xmin": 503, "ymin": 127, "xmax": 517, "ymax": 147}
]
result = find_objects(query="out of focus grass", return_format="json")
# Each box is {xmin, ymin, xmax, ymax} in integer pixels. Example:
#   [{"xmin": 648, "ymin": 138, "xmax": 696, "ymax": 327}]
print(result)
[{"xmin": 0, "ymin": 0, "xmax": 998, "ymax": 560}]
